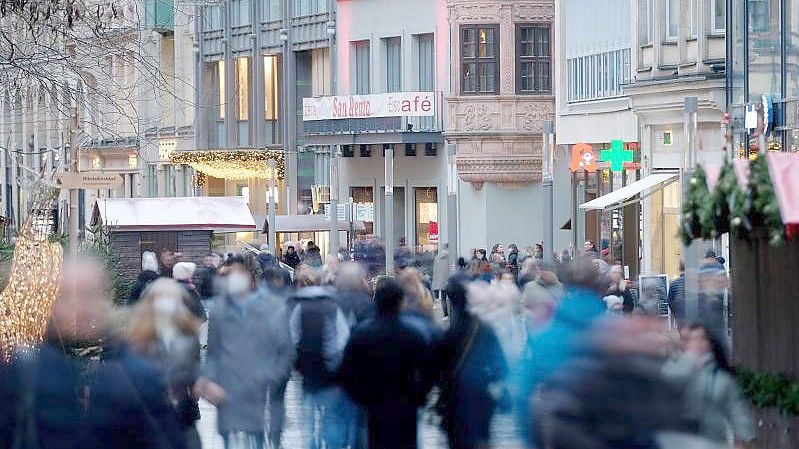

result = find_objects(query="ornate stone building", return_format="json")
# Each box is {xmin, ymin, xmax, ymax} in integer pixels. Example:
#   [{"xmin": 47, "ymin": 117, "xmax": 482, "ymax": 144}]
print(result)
[{"xmin": 445, "ymin": 0, "xmax": 556, "ymax": 252}]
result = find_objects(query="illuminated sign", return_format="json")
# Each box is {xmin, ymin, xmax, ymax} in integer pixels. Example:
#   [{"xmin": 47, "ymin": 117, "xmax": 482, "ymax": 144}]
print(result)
[
  {"xmin": 302, "ymin": 92, "xmax": 435, "ymax": 121},
  {"xmin": 569, "ymin": 143, "xmax": 598, "ymax": 173},
  {"xmin": 600, "ymin": 140, "xmax": 635, "ymax": 172}
]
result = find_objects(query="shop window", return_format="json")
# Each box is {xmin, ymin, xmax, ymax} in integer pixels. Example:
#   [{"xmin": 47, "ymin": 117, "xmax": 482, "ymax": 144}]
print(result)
[
  {"xmin": 415, "ymin": 187, "xmax": 438, "ymax": 247},
  {"xmin": 405, "ymin": 143, "xmax": 416, "ymax": 157},
  {"xmin": 461, "ymin": 25, "xmax": 499, "ymax": 94},
  {"xmin": 351, "ymin": 186, "xmax": 374, "ymax": 235},
  {"xmin": 359, "ymin": 144, "xmax": 371, "ymax": 158},
  {"xmin": 264, "ymin": 55, "xmax": 279, "ymax": 120},
  {"xmin": 517, "ymin": 25, "xmax": 551, "ymax": 94},
  {"xmin": 385, "ymin": 37, "xmax": 402, "ymax": 93}
]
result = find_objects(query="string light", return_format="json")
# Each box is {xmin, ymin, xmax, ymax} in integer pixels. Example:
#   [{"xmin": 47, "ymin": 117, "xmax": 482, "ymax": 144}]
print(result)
[
  {"xmin": 171, "ymin": 149, "xmax": 285, "ymax": 181},
  {"xmin": 0, "ymin": 183, "xmax": 63, "ymax": 361}
]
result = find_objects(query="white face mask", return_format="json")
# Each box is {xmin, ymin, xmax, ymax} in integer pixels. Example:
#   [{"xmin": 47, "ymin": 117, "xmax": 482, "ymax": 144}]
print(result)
[
  {"xmin": 153, "ymin": 296, "xmax": 179, "ymax": 317},
  {"xmin": 226, "ymin": 272, "xmax": 251, "ymax": 297}
]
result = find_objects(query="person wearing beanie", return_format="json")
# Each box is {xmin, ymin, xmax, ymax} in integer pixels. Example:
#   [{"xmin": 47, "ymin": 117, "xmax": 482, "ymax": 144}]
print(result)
[
  {"xmin": 173, "ymin": 262, "xmax": 206, "ymax": 321},
  {"xmin": 129, "ymin": 251, "xmax": 161, "ymax": 305}
]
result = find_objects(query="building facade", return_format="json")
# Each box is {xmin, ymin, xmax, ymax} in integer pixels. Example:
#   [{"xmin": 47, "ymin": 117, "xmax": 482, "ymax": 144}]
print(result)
[
  {"xmin": 626, "ymin": 0, "xmax": 727, "ymax": 277},
  {"xmin": 444, "ymin": 0, "xmax": 556, "ymax": 256},
  {"xmin": 555, "ymin": 0, "xmax": 639, "ymax": 271},
  {"xmin": 303, "ymin": 0, "xmax": 449, "ymax": 253}
]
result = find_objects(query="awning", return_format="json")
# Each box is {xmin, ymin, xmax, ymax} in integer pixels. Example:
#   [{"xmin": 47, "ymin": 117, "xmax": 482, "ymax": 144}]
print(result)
[
  {"xmin": 92, "ymin": 196, "xmax": 256, "ymax": 232},
  {"xmin": 259, "ymin": 214, "xmax": 366, "ymax": 234},
  {"xmin": 579, "ymin": 173, "xmax": 679, "ymax": 211}
]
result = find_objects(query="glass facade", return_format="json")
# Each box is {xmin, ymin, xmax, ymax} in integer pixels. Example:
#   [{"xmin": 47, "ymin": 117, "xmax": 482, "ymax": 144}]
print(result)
[{"xmin": 728, "ymin": 0, "xmax": 798, "ymax": 152}]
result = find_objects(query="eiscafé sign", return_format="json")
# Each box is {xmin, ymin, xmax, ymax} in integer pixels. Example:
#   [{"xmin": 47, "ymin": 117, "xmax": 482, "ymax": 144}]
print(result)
[{"xmin": 302, "ymin": 92, "xmax": 435, "ymax": 121}]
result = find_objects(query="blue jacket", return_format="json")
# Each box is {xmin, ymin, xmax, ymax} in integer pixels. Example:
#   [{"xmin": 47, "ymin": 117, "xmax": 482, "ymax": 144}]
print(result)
[{"xmin": 513, "ymin": 286, "xmax": 606, "ymax": 443}]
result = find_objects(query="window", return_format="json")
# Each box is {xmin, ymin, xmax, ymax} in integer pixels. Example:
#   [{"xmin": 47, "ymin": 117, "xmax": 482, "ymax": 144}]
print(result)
[
  {"xmin": 567, "ymin": 48, "xmax": 631, "ymax": 102},
  {"xmin": 236, "ymin": 57, "xmax": 249, "ymax": 121},
  {"xmin": 217, "ymin": 60, "xmax": 225, "ymax": 119},
  {"xmin": 261, "ymin": 0, "xmax": 281, "ymax": 21},
  {"xmin": 354, "ymin": 41, "xmax": 370, "ymax": 94},
  {"xmin": 666, "ymin": 0, "xmax": 679, "ymax": 39},
  {"xmin": 147, "ymin": 164, "xmax": 158, "ymax": 197},
  {"xmin": 294, "ymin": 0, "xmax": 326, "ymax": 17},
  {"xmin": 516, "ymin": 25, "xmax": 551, "ymax": 93},
  {"xmin": 359, "ymin": 144, "xmax": 371, "ymax": 157},
  {"xmin": 405, "ymin": 143, "xmax": 416, "ymax": 157},
  {"xmin": 689, "ymin": 0, "xmax": 698, "ymax": 37},
  {"xmin": 204, "ymin": 5, "xmax": 222, "ymax": 29},
  {"xmin": 638, "ymin": 0, "xmax": 653, "ymax": 44},
  {"xmin": 231, "ymin": 0, "xmax": 251, "ymax": 26},
  {"xmin": 749, "ymin": 0, "xmax": 768, "ymax": 32},
  {"xmin": 264, "ymin": 55, "xmax": 279, "ymax": 120},
  {"xmin": 414, "ymin": 187, "xmax": 438, "ymax": 247},
  {"xmin": 461, "ymin": 25, "xmax": 499, "ymax": 94},
  {"xmin": 417, "ymin": 34, "xmax": 434, "ymax": 90},
  {"xmin": 385, "ymin": 37, "xmax": 402, "ymax": 92},
  {"xmin": 711, "ymin": 0, "xmax": 726, "ymax": 33}
]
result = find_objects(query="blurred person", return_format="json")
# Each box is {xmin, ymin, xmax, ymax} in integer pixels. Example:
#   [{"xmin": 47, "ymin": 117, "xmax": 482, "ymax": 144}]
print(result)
[
  {"xmin": 637, "ymin": 277, "xmax": 666, "ymax": 316},
  {"xmin": 513, "ymin": 258, "xmax": 607, "ymax": 445},
  {"xmin": 289, "ymin": 285, "xmax": 351, "ymax": 449},
  {"xmin": 435, "ymin": 278, "xmax": 509, "ymax": 449},
  {"xmin": 517, "ymin": 257, "xmax": 539, "ymax": 287},
  {"xmin": 468, "ymin": 280, "xmax": 527, "ymax": 366},
  {"xmin": 520, "ymin": 271, "xmax": 563, "ymax": 333},
  {"xmin": 474, "ymin": 248, "xmax": 488, "ymax": 262},
  {"xmin": 432, "ymin": 244, "xmax": 451, "ymax": 318},
  {"xmin": 397, "ymin": 268, "xmax": 441, "ymax": 346},
  {"xmin": 129, "ymin": 250, "xmax": 160, "ymax": 305},
  {"xmin": 535, "ymin": 243, "xmax": 545, "ymax": 260},
  {"xmin": 197, "ymin": 253, "xmax": 221, "ymax": 301},
  {"xmin": 668, "ymin": 261, "xmax": 686, "ymax": 322},
  {"xmin": 334, "ymin": 262, "xmax": 375, "ymax": 327},
  {"xmin": 582, "ymin": 240, "xmax": 599, "ymax": 259},
  {"xmin": 664, "ymin": 323, "xmax": 753, "ymax": 447},
  {"xmin": 697, "ymin": 265, "xmax": 729, "ymax": 338},
  {"xmin": 284, "ymin": 245, "xmax": 301, "ymax": 269},
  {"xmin": 604, "ymin": 265, "xmax": 635, "ymax": 313},
  {"xmin": 507, "ymin": 244, "xmax": 520, "ymax": 279},
  {"xmin": 467, "ymin": 259, "xmax": 482, "ymax": 279},
  {"xmin": 532, "ymin": 317, "xmax": 692, "ymax": 449},
  {"xmin": 339, "ymin": 279, "xmax": 436, "ymax": 449},
  {"xmin": 295, "ymin": 264, "xmax": 322, "ymax": 288},
  {"xmin": 173, "ymin": 261, "xmax": 206, "ymax": 321},
  {"xmin": 478, "ymin": 260, "xmax": 494, "ymax": 283},
  {"xmin": 303, "ymin": 241, "xmax": 323, "ymax": 267},
  {"xmin": 323, "ymin": 254, "xmax": 340, "ymax": 285},
  {"xmin": 495, "ymin": 269, "xmax": 516, "ymax": 284},
  {"xmin": 159, "ymin": 248, "xmax": 178, "ymax": 277},
  {"xmin": 490, "ymin": 244, "xmax": 506, "ymax": 267},
  {"xmin": 195, "ymin": 260, "xmax": 295, "ymax": 449},
  {"xmin": 560, "ymin": 249, "xmax": 572, "ymax": 264},
  {"xmin": 127, "ymin": 278, "xmax": 203, "ymax": 449},
  {"xmin": 1, "ymin": 256, "xmax": 187, "ymax": 449}
]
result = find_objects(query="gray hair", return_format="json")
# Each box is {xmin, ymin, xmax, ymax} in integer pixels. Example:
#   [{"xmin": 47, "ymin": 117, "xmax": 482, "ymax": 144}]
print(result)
[{"xmin": 334, "ymin": 262, "xmax": 367, "ymax": 291}]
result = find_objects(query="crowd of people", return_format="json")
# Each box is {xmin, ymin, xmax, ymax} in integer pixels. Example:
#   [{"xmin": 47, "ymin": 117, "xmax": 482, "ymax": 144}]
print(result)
[{"xmin": 0, "ymin": 238, "xmax": 753, "ymax": 449}]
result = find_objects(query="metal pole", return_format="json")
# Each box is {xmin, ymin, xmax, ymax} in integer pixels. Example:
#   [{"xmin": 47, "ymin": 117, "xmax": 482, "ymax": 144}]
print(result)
[
  {"xmin": 329, "ymin": 146, "xmax": 339, "ymax": 258},
  {"xmin": 268, "ymin": 158, "xmax": 277, "ymax": 255},
  {"xmin": 348, "ymin": 196, "xmax": 355, "ymax": 259},
  {"xmin": 447, "ymin": 143, "xmax": 458, "ymax": 270},
  {"xmin": 542, "ymin": 121, "xmax": 555, "ymax": 263},
  {"xmin": 682, "ymin": 97, "xmax": 699, "ymax": 321},
  {"xmin": 384, "ymin": 146, "xmax": 394, "ymax": 275},
  {"xmin": 68, "ymin": 107, "xmax": 79, "ymax": 255}
]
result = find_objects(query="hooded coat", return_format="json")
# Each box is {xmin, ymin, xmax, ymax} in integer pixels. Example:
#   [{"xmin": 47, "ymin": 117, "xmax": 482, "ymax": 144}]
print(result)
[{"xmin": 431, "ymin": 250, "xmax": 450, "ymax": 291}]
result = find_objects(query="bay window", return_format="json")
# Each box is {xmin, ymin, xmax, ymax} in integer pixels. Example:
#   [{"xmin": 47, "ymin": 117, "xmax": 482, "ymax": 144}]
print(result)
[{"xmin": 461, "ymin": 25, "xmax": 499, "ymax": 94}]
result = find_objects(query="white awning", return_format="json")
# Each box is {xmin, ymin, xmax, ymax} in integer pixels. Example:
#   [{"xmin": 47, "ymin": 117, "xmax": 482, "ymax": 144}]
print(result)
[
  {"xmin": 258, "ymin": 214, "xmax": 366, "ymax": 234},
  {"xmin": 579, "ymin": 173, "xmax": 679, "ymax": 211},
  {"xmin": 92, "ymin": 196, "xmax": 256, "ymax": 232}
]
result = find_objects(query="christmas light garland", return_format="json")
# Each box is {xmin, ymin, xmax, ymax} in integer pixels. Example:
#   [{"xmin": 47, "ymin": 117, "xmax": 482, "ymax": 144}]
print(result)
[{"xmin": 171, "ymin": 149, "xmax": 285, "ymax": 181}]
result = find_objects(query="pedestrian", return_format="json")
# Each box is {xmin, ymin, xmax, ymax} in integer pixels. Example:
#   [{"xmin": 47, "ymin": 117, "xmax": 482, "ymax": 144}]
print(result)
[
  {"xmin": 435, "ymin": 277, "xmax": 509, "ymax": 449},
  {"xmin": 197, "ymin": 253, "xmax": 221, "ymax": 301},
  {"xmin": 159, "ymin": 248, "xmax": 178, "ymax": 277},
  {"xmin": 127, "ymin": 278, "xmax": 203, "ymax": 449},
  {"xmin": 490, "ymin": 244, "xmax": 506, "ymax": 268},
  {"xmin": 289, "ymin": 285, "xmax": 351, "ymax": 449},
  {"xmin": 474, "ymin": 248, "xmax": 488, "ymax": 262},
  {"xmin": 582, "ymin": 240, "xmax": 599, "ymax": 259},
  {"xmin": 467, "ymin": 280, "xmax": 527, "ymax": 366},
  {"xmin": 303, "ymin": 241, "xmax": 323, "ymax": 267},
  {"xmin": 668, "ymin": 261, "xmax": 686, "ymax": 322},
  {"xmin": 478, "ymin": 260, "xmax": 494, "ymax": 283},
  {"xmin": 507, "ymin": 244, "xmax": 520, "ymax": 279},
  {"xmin": 284, "ymin": 245, "xmax": 301, "ymax": 269},
  {"xmin": 604, "ymin": 264, "xmax": 635, "ymax": 313},
  {"xmin": 516, "ymin": 257, "xmax": 539, "ymax": 287},
  {"xmin": 664, "ymin": 323, "xmax": 754, "ymax": 446},
  {"xmin": 129, "ymin": 250, "xmax": 160, "ymax": 305},
  {"xmin": 173, "ymin": 261, "xmax": 207, "ymax": 321},
  {"xmin": 397, "ymin": 268, "xmax": 442, "ymax": 346},
  {"xmin": 432, "ymin": 244, "xmax": 450, "ymax": 318},
  {"xmin": 195, "ymin": 259, "xmax": 295, "ymax": 449},
  {"xmin": 338, "ymin": 279, "xmax": 436, "ymax": 449},
  {"xmin": 334, "ymin": 262, "xmax": 375, "ymax": 327}
]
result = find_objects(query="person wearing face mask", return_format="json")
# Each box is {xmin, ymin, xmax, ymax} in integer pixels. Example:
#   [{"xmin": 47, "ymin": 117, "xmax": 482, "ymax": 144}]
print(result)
[
  {"xmin": 127, "ymin": 278, "xmax": 203, "ymax": 449},
  {"xmin": 195, "ymin": 258, "xmax": 295, "ymax": 449}
]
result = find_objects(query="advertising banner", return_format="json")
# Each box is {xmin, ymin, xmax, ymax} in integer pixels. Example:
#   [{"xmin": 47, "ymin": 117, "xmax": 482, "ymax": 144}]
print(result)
[{"xmin": 303, "ymin": 92, "xmax": 435, "ymax": 121}]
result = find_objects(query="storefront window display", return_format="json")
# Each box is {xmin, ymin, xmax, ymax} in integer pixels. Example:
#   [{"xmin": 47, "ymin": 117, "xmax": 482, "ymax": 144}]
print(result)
[{"xmin": 414, "ymin": 187, "xmax": 438, "ymax": 247}]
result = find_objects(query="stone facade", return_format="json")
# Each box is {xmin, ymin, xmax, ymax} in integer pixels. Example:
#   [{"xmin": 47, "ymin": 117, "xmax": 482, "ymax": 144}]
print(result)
[{"xmin": 446, "ymin": 0, "xmax": 555, "ymax": 189}]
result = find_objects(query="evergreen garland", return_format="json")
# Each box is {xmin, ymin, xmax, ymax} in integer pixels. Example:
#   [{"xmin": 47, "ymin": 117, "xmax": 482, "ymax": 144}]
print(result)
[
  {"xmin": 680, "ymin": 165, "xmax": 709, "ymax": 245},
  {"xmin": 749, "ymin": 155, "xmax": 785, "ymax": 246}
]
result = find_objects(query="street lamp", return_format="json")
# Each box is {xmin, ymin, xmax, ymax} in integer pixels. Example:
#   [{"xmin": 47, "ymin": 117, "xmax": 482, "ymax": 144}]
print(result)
[
  {"xmin": 384, "ymin": 145, "xmax": 394, "ymax": 275},
  {"xmin": 268, "ymin": 158, "xmax": 277, "ymax": 255},
  {"xmin": 330, "ymin": 146, "xmax": 339, "ymax": 258}
]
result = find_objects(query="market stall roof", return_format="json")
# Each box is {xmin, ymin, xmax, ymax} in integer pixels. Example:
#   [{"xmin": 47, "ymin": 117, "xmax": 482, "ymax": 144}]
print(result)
[
  {"xmin": 579, "ymin": 173, "xmax": 679, "ymax": 211},
  {"xmin": 767, "ymin": 152, "xmax": 799, "ymax": 224},
  {"xmin": 258, "ymin": 214, "xmax": 366, "ymax": 234},
  {"xmin": 92, "ymin": 196, "xmax": 256, "ymax": 232}
]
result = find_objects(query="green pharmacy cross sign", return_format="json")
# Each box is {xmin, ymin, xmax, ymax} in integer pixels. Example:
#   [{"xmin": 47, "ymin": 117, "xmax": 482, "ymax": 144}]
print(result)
[{"xmin": 600, "ymin": 140, "xmax": 634, "ymax": 172}]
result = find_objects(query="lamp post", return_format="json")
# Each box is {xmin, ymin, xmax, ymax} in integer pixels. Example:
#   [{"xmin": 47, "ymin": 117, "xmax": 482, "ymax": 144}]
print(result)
[
  {"xmin": 268, "ymin": 158, "xmax": 277, "ymax": 255},
  {"xmin": 384, "ymin": 145, "xmax": 394, "ymax": 275},
  {"xmin": 542, "ymin": 121, "xmax": 555, "ymax": 263},
  {"xmin": 330, "ymin": 146, "xmax": 339, "ymax": 258},
  {"xmin": 447, "ymin": 143, "xmax": 458, "ymax": 271},
  {"xmin": 682, "ymin": 97, "xmax": 699, "ymax": 321}
]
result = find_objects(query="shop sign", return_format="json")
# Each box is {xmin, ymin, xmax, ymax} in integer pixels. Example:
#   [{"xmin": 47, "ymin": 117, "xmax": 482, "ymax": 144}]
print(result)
[
  {"xmin": 428, "ymin": 221, "xmax": 439, "ymax": 242},
  {"xmin": 302, "ymin": 92, "xmax": 435, "ymax": 121},
  {"xmin": 55, "ymin": 172, "xmax": 124, "ymax": 189},
  {"xmin": 355, "ymin": 203, "xmax": 374, "ymax": 222},
  {"xmin": 569, "ymin": 143, "xmax": 598, "ymax": 173},
  {"xmin": 600, "ymin": 140, "xmax": 635, "ymax": 172}
]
